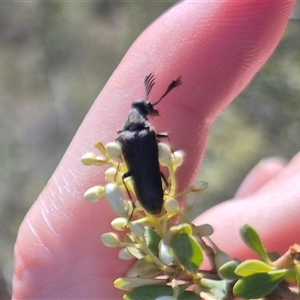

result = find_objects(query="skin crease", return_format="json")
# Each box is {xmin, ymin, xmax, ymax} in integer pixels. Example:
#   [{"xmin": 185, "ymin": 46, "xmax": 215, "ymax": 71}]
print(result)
[{"xmin": 13, "ymin": 1, "xmax": 296, "ymax": 299}]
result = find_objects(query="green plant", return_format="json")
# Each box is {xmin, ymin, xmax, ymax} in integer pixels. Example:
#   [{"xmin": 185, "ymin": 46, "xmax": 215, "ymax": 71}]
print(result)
[{"xmin": 82, "ymin": 141, "xmax": 300, "ymax": 300}]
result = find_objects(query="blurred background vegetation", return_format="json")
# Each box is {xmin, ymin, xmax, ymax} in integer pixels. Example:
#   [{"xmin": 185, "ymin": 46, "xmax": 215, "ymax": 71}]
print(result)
[{"xmin": 0, "ymin": 2, "xmax": 299, "ymax": 298}]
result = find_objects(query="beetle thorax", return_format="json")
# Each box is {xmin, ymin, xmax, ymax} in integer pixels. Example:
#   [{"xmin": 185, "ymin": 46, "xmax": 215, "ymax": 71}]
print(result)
[{"xmin": 121, "ymin": 108, "xmax": 150, "ymax": 131}]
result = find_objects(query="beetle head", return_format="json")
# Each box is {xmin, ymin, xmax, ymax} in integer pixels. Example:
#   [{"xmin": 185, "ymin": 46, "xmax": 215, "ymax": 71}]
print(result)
[{"xmin": 132, "ymin": 99, "xmax": 159, "ymax": 117}]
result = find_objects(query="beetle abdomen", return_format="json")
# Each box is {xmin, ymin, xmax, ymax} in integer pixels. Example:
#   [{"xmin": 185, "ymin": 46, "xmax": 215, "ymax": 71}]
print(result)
[{"xmin": 117, "ymin": 129, "xmax": 163, "ymax": 214}]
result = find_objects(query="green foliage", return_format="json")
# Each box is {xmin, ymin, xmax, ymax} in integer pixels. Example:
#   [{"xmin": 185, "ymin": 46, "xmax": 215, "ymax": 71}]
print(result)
[
  {"xmin": 240, "ymin": 224, "xmax": 271, "ymax": 264},
  {"xmin": 233, "ymin": 270, "xmax": 288, "ymax": 299},
  {"xmin": 171, "ymin": 233, "xmax": 203, "ymax": 275},
  {"xmin": 219, "ymin": 260, "xmax": 241, "ymax": 280},
  {"xmin": 200, "ymin": 278, "xmax": 229, "ymax": 300},
  {"xmin": 235, "ymin": 260, "xmax": 271, "ymax": 276},
  {"xmin": 144, "ymin": 226, "xmax": 161, "ymax": 257},
  {"xmin": 231, "ymin": 225, "xmax": 300, "ymax": 298},
  {"xmin": 124, "ymin": 284, "xmax": 173, "ymax": 300},
  {"xmin": 137, "ymin": 256, "xmax": 162, "ymax": 278},
  {"xmin": 84, "ymin": 141, "xmax": 300, "ymax": 299},
  {"xmin": 295, "ymin": 264, "xmax": 300, "ymax": 293},
  {"xmin": 124, "ymin": 285, "xmax": 201, "ymax": 300}
]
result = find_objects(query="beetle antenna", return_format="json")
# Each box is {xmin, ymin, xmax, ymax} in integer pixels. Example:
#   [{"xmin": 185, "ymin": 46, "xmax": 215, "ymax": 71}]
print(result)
[
  {"xmin": 153, "ymin": 76, "xmax": 182, "ymax": 106},
  {"xmin": 144, "ymin": 73, "xmax": 155, "ymax": 99}
]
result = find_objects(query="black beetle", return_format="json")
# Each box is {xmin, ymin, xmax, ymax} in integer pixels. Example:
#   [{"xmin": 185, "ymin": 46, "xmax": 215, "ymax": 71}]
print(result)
[{"xmin": 116, "ymin": 74, "xmax": 182, "ymax": 214}]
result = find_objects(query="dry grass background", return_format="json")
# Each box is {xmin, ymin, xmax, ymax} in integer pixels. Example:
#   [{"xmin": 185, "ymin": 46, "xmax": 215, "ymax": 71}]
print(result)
[{"xmin": 0, "ymin": 2, "xmax": 300, "ymax": 298}]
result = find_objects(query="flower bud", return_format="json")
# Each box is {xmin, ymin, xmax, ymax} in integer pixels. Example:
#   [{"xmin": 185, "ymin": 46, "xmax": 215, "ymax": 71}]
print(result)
[
  {"xmin": 164, "ymin": 199, "xmax": 179, "ymax": 213},
  {"xmin": 184, "ymin": 194, "xmax": 196, "ymax": 209},
  {"xmin": 105, "ymin": 142, "xmax": 122, "ymax": 159},
  {"xmin": 118, "ymin": 248, "xmax": 135, "ymax": 260},
  {"xmin": 158, "ymin": 143, "xmax": 172, "ymax": 166},
  {"xmin": 111, "ymin": 217, "xmax": 128, "ymax": 231},
  {"xmin": 84, "ymin": 185, "xmax": 105, "ymax": 202},
  {"xmin": 81, "ymin": 152, "xmax": 97, "ymax": 165},
  {"xmin": 105, "ymin": 167, "xmax": 118, "ymax": 183},
  {"xmin": 101, "ymin": 232, "xmax": 120, "ymax": 247},
  {"xmin": 130, "ymin": 222, "xmax": 145, "ymax": 237},
  {"xmin": 172, "ymin": 150, "xmax": 185, "ymax": 168},
  {"xmin": 191, "ymin": 181, "xmax": 208, "ymax": 193},
  {"xmin": 105, "ymin": 183, "xmax": 129, "ymax": 217},
  {"xmin": 195, "ymin": 224, "xmax": 214, "ymax": 237},
  {"xmin": 159, "ymin": 240, "xmax": 175, "ymax": 265}
]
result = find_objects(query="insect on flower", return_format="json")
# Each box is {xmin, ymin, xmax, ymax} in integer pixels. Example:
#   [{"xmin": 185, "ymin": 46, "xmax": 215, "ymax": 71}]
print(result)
[{"xmin": 116, "ymin": 74, "xmax": 182, "ymax": 214}]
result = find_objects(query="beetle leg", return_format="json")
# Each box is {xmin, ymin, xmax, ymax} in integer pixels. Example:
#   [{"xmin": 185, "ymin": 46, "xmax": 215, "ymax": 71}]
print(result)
[
  {"xmin": 114, "ymin": 163, "xmax": 120, "ymax": 182},
  {"xmin": 122, "ymin": 171, "xmax": 136, "ymax": 220},
  {"xmin": 156, "ymin": 132, "xmax": 169, "ymax": 144},
  {"xmin": 156, "ymin": 132, "xmax": 168, "ymax": 139},
  {"xmin": 161, "ymin": 172, "xmax": 169, "ymax": 190},
  {"xmin": 157, "ymin": 133, "xmax": 175, "ymax": 154},
  {"xmin": 122, "ymin": 171, "xmax": 134, "ymax": 201}
]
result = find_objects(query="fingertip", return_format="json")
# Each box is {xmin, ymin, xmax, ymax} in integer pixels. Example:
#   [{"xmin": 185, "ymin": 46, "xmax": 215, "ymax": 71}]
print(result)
[{"xmin": 234, "ymin": 157, "xmax": 287, "ymax": 198}]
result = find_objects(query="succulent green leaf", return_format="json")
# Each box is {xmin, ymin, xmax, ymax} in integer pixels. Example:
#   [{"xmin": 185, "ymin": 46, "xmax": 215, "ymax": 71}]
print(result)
[
  {"xmin": 235, "ymin": 260, "xmax": 271, "ymax": 276},
  {"xmin": 219, "ymin": 260, "xmax": 241, "ymax": 280},
  {"xmin": 144, "ymin": 226, "xmax": 161, "ymax": 257},
  {"xmin": 233, "ymin": 269, "xmax": 288, "ymax": 299},
  {"xmin": 240, "ymin": 224, "xmax": 270, "ymax": 263},
  {"xmin": 177, "ymin": 291, "xmax": 201, "ymax": 300},
  {"xmin": 137, "ymin": 256, "xmax": 162, "ymax": 278},
  {"xmin": 200, "ymin": 278, "xmax": 229, "ymax": 300},
  {"xmin": 171, "ymin": 233, "xmax": 203, "ymax": 274},
  {"xmin": 114, "ymin": 277, "xmax": 166, "ymax": 291},
  {"xmin": 294, "ymin": 263, "xmax": 300, "ymax": 291},
  {"xmin": 124, "ymin": 285, "xmax": 200, "ymax": 300},
  {"xmin": 124, "ymin": 285, "xmax": 172, "ymax": 300}
]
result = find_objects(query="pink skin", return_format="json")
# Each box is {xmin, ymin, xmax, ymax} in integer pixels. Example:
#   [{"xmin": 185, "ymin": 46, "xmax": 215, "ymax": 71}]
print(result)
[{"xmin": 13, "ymin": 1, "xmax": 296, "ymax": 299}]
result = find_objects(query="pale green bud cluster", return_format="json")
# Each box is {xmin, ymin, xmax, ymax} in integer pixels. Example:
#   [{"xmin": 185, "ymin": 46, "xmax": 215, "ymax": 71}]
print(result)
[
  {"xmin": 81, "ymin": 141, "xmax": 207, "ymax": 217},
  {"xmin": 81, "ymin": 140, "xmax": 214, "ymax": 299}
]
